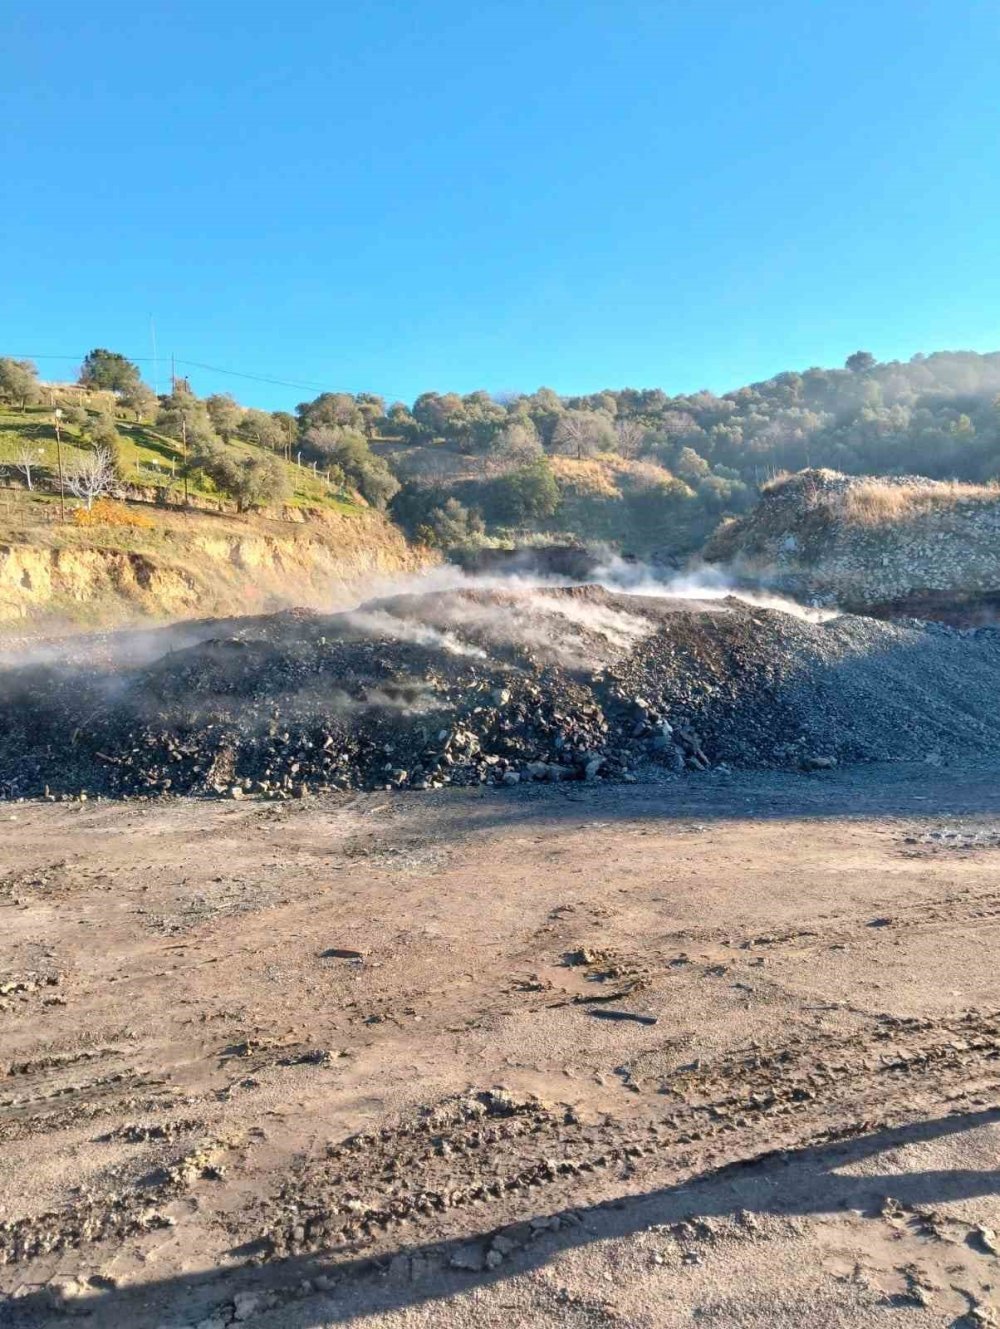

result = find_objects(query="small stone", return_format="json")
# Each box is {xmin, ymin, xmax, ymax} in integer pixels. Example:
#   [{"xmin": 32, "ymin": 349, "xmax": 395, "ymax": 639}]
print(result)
[
  {"xmin": 974, "ymin": 1224, "xmax": 1000, "ymax": 1256},
  {"xmin": 801, "ymin": 755, "xmax": 837, "ymax": 771},
  {"xmin": 501, "ymin": 771, "xmax": 520, "ymax": 786},
  {"xmin": 44, "ymin": 1279, "xmax": 95, "ymax": 1316},
  {"xmin": 450, "ymin": 1243, "xmax": 486, "ymax": 1271},
  {"xmin": 233, "ymin": 1291, "xmax": 263, "ymax": 1321},
  {"xmin": 229, "ymin": 785, "xmax": 244, "ymax": 800}
]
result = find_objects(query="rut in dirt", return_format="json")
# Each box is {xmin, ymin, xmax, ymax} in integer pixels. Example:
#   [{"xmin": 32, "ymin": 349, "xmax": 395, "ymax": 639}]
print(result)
[{"xmin": 255, "ymin": 1007, "xmax": 1000, "ymax": 1265}]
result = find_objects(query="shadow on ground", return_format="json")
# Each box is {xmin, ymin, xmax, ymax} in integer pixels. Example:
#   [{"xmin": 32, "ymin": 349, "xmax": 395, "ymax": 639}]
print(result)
[
  {"xmin": 11, "ymin": 1107, "xmax": 1000, "ymax": 1327},
  {"xmin": 362, "ymin": 760, "xmax": 1000, "ymax": 846}
]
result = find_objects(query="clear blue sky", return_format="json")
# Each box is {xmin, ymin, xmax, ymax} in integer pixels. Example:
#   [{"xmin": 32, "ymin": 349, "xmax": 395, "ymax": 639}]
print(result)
[{"xmin": 2, "ymin": 1, "xmax": 999, "ymax": 411}]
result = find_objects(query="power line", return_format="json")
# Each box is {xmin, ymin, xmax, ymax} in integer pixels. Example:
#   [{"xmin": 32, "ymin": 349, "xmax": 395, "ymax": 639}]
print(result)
[
  {"xmin": 7, "ymin": 353, "xmax": 387, "ymax": 396},
  {"xmin": 8, "ymin": 352, "xmax": 413, "ymax": 402},
  {"xmin": 10, "ymin": 353, "xmax": 328, "ymax": 391},
  {"xmin": 174, "ymin": 358, "xmax": 333, "ymax": 393}
]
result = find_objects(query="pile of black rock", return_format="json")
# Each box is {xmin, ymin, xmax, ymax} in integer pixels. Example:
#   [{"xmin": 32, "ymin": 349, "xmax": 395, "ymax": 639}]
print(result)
[{"xmin": 3, "ymin": 583, "xmax": 1000, "ymax": 799}]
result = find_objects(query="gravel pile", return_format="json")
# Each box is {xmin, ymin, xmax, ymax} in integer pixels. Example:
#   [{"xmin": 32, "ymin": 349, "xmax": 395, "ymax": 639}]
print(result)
[{"xmin": 2, "ymin": 584, "xmax": 1000, "ymax": 798}]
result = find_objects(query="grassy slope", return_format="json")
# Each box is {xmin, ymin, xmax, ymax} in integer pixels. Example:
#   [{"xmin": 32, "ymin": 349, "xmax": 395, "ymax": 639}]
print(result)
[{"xmin": 0, "ymin": 405, "xmax": 357, "ymax": 514}]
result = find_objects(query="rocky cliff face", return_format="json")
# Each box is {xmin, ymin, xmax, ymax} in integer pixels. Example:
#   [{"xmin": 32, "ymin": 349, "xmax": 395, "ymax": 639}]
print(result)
[
  {"xmin": 0, "ymin": 509, "xmax": 429, "ymax": 628},
  {"xmin": 705, "ymin": 469, "xmax": 1000, "ymax": 620}
]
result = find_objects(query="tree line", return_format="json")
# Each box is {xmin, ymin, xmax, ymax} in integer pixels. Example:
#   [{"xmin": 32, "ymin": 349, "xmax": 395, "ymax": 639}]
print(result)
[{"xmin": 2, "ymin": 346, "xmax": 1000, "ymax": 538}]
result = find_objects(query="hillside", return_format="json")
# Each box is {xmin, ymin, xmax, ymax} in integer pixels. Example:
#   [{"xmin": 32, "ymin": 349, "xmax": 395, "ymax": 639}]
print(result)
[
  {"xmin": 382, "ymin": 445, "xmax": 707, "ymax": 557},
  {"xmin": 0, "ymin": 388, "xmax": 427, "ymax": 628},
  {"xmin": 371, "ymin": 349, "xmax": 1000, "ymax": 558},
  {"xmin": 705, "ymin": 468, "xmax": 1000, "ymax": 620},
  {"xmin": 4, "ymin": 346, "xmax": 1000, "ymax": 625},
  {"xmin": 0, "ymin": 501, "xmax": 424, "ymax": 630},
  {"xmin": 0, "ymin": 402, "xmax": 352, "ymax": 516}
]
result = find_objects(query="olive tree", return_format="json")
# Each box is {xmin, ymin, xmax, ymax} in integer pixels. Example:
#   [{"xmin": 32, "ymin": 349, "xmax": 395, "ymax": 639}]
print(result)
[
  {"xmin": 0, "ymin": 358, "xmax": 39, "ymax": 411},
  {"xmin": 119, "ymin": 381, "xmax": 158, "ymax": 421},
  {"xmin": 239, "ymin": 407, "xmax": 285, "ymax": 451},
  {"xmin": 206, "ymin": 393, "xmax": 245, "ymax": 442}
]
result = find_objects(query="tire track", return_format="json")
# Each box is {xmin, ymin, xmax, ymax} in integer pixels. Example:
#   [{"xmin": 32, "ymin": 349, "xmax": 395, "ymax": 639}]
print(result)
[{"xmin": 260, "ymin": 1009, "xmax": 1000, "ymax": 1263}]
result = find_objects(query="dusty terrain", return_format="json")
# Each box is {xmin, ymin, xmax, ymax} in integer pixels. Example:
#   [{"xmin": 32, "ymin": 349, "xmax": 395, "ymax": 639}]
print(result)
[{"xmin": 4, "ymin": 766, "xmax": 1000, "ymax": 1327}]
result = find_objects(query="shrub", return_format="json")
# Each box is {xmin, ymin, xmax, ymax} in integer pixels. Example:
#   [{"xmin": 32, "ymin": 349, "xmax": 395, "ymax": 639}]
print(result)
[
  {"xmin": 301, "ymin": 426, "xmax": 399, "ymax": 508},
  {"xmin": 72, "ymin": 498, "xmax": 155, "ymax": 528},
  {"xmin": 487, "ymin": 458, "xmax": 560, "ymax": 524},
  {"xmin": 192, "ymin": 443, "xmax": 290, "ymax": 512}
]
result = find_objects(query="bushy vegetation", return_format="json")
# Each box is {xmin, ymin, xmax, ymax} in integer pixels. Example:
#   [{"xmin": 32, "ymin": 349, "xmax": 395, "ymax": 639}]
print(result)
[
  {"xmin": 4, "ymin": 345, "xmax": 1000, "ymax": 550},
  {"xmin": 0, "ymin": 354, "xmax": 361, "ymax": 519},
  {"xmin": 375, "ymin": 350, "xmax": 1000, "ymax": 553}
]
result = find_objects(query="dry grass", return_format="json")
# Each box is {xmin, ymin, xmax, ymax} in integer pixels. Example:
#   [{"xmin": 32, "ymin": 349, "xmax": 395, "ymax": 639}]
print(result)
[
  {"xmin": 550, "ymin": 455, "xmax": 623, "ymax": 497},
  {"xmin": 838, "ymin": 479, "xmax": 1000, "ymax": 526},
  {"xmin": 551, "ymin": 454, "xmax": 677, "ymax": 498},
  {"xmin": 72, "ymin": 499, "xmax": 156, "ymax": 529},
  {"xmin": 761, "ymin": 468, "xmax": 844, "ymax": 496},
  {"xmin": 760, "ymin": 470, "xmax": 795, "ymax": 494}
]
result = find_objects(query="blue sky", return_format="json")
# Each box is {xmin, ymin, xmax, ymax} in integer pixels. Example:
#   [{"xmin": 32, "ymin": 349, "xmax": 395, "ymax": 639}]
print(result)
[{"xmin": 2, "ymin": 1, "xmax": 999, "ymax": 411}]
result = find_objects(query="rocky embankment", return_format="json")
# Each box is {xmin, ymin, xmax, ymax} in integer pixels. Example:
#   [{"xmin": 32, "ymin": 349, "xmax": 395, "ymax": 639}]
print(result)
[
  {"xmin": 0, "ymin": 506, "xmax": 426, "ymax": 628},
  {"xmin": 705, "ymin": 469, "xmax": 1000, "ymax": 621}
]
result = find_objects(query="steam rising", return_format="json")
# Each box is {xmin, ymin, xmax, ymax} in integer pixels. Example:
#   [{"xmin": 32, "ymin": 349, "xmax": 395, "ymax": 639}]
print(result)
[
  {"xmin": 0, "ymin": 555, "xmax": 837, "ymax": 677},
  {"xmin": 342, "ymin": 609, "xmax": 487, "ymax": 658},
  {"xmin": 591, "ymin": 557, "xmax": 840, "ymax": 622}
]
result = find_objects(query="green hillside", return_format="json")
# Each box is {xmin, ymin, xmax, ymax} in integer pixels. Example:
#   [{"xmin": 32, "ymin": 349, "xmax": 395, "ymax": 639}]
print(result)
[
  {"xmin": 5, "ymin": 345, "xmax": 1000, "ymax": 564},
  {"xmin": 0, "ymin": 403, "xmax": 357, "ymax": 518}
]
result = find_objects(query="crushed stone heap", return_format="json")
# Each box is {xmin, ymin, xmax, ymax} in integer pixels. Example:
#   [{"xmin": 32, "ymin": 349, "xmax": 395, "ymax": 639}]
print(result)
[
  {"xmin": 705, "ymin": 468, "xmax": 1000, "ymax": 621},
  {"xmin": 3, "ymin": 583, "xmax": 1000, "ymax": 798}
]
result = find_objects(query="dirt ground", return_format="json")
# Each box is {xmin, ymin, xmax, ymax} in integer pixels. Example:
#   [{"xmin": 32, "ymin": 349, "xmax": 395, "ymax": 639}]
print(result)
[{"xmin": 4, "ymin": 765, "xmax": 1000, "ymax": 1327}]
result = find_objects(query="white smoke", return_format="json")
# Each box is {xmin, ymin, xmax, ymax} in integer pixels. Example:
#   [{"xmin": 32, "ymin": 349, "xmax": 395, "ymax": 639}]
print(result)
[
  {"xmin": 591, "ymin": 555, "xmax": 840, "ymax": 623},
  {"xmin": 341, "ymin": 608, "xmax": 487, "ymax": 658},
  {"xmin": 0, "ymin": 551, "xmax": 837, "ymax": 679},
  {"xmin": 527, "ymin": 591, "xmax": 654, "ymax": 649}
]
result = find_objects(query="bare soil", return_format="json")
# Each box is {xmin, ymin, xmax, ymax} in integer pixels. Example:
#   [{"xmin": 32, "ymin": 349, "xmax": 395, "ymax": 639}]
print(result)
[{"xmin": 4, "ymin": 766, "xmax": 1000, "ymax": 1327}]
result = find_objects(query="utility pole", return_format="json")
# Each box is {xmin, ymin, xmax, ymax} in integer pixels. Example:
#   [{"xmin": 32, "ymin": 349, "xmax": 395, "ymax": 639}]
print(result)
[
  {"xmin": 53, "ymin": 408, "xmax": 66, "ymax": 523},
  {"xmin": 181, "ymin": 415, "xmax": 189, "ymax": 507}
]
